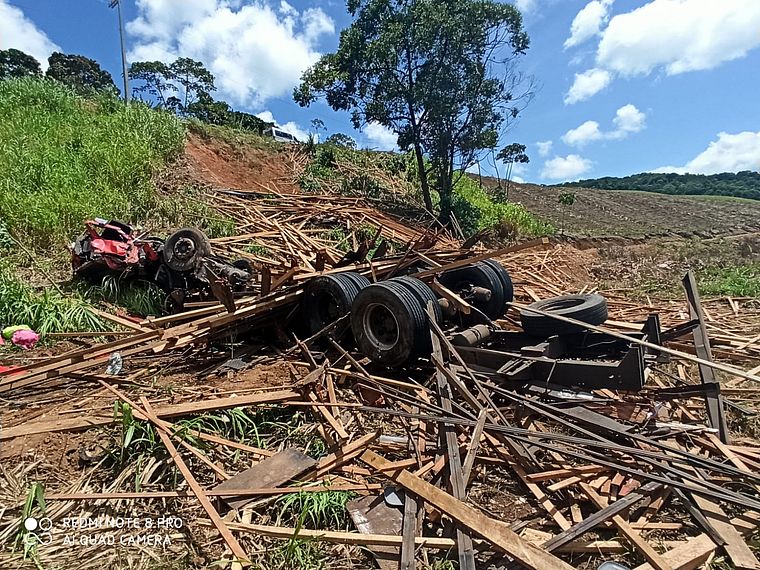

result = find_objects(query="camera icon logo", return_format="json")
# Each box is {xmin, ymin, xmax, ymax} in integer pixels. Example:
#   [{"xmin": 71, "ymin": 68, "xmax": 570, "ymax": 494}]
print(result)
[{"xmin": 22, "ymin": 517, "xmax": 53, "ymax": 546}]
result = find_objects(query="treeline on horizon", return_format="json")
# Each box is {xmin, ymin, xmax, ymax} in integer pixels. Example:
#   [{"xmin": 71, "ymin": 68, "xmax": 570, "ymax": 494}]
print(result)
[{"xmin": 561, "ymin": 171, "xmax": 760, "ymax": 200}]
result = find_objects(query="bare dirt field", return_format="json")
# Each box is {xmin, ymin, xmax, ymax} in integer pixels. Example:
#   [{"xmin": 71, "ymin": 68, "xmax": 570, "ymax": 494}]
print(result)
[{"xmin": 479, "ymin": 176, "xmax": 760, "ymax": 237}]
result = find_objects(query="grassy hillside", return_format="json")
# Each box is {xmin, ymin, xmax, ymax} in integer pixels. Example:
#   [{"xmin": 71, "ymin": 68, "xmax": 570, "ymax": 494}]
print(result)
[
  {"xmin": 0, "ymin": 78, "xmax": 185, "ymax": 250},
  {"xmin": 561, "ymin": 171, "xmax": 760, "ymax": 200},
  {"xmin": 0, "ymin": 78, "xmax": 216, "ymax": 334}
]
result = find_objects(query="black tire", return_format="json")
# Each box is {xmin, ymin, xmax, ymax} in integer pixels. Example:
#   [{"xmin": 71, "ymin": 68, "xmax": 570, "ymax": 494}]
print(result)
[
  {"xmin": 520, "ymin": 294, "xmax": 608, "ymax": 337},
  {"xmin": 163, "ymin": 228, "xmax": 211, "ymax": 272},
  {"xmin": 302, "ymin": 273, "xmax": 362, "ymax": 336},
  {"xmin": 388, "ymin": 276, "xmax": 442, "ymax": 325},
  {"xmin": 351, "ymin": 281, "xmax": 429, "ymax": 367},
  {"xmin": 481, "ymin": 259, "xmax": 514, "ymax": 305},
  {"xmin": 438, "ymin": 262, "xmax": 505, "ymax": 320},
  {"xmin": 339, "ymin": 271, "xmax": 372, "ymax": 292}
]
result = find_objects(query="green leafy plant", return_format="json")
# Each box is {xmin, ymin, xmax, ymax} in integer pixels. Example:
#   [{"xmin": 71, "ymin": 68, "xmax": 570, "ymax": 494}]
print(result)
[
  {"xmin": 113, "ymin": 401, "xmax": 159, "ymax": 465},
  {"xmin": 0, "ymin": 261, "xmax": 104, "ymax": 335},
  {"xmin": 275, "ymin": 487, "xmax": 355, "ymax": 530}
]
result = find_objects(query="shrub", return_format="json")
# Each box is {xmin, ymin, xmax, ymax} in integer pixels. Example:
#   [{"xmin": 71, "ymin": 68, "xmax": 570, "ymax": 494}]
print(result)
[{"xmin": 452, "ymin": 176, "xmax": 553, "ymax": 237}]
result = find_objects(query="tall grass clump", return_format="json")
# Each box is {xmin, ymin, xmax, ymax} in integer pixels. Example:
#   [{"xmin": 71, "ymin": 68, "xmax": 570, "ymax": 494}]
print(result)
[
  {"xmin": 0, "ymin": 261, "xmax": 104, "ymax": 335},
  {"xmin": 452, "ymin": 176, "xmax": 554, "ymax": 238},
  {"xmin": 0, "ymin": 77, "xmax": 184, "ymax": 250}
]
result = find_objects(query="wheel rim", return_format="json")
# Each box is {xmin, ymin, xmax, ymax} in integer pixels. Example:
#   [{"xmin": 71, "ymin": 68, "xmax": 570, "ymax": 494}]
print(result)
[
  {"xmin": 173, "ymin": 237, "xmax": 196, "ymax": 261},
  {"xmin": 363, "ymin": 302, "xmax": 399, "ymax": 350}
]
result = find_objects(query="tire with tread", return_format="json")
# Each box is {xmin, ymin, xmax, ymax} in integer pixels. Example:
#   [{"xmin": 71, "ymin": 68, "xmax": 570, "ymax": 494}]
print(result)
[
  {"xmin": 389, "ymin": 276, "xmax": 443, "ymax": 325},
  {"xmin": 163, "ymin": 228, "xmax": 211, "ymax": 272},
  {"xmin": 520, "ymin": 294, "xmax": 608, "ymax": 337},
  {"xmin": 303, "ymin": 273, "xmax": 361, "ymax": 336},
  {"xmin": 438, "ymin": 262, "xmax": 505, "ymax": 320},
  {"xmin": 351, "ymin": 281, "xmax": 428, "ymax": 367},
  {"xmin": 481, "ymin": 259, "xmax": 514, "ymax": 306}
]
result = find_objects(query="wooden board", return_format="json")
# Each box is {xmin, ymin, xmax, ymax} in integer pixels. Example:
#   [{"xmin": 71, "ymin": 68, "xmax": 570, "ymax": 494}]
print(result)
[
  {"xmin": 347, "ymin": 494, "xmax": 403, "ymax": 570},
  {"xmin": 213, "ymin": 448, "xmax": 316, "ymax": 510},
  {"xmin": 360, "ymin": 450, "xmax": 576, "ymax": 570}
]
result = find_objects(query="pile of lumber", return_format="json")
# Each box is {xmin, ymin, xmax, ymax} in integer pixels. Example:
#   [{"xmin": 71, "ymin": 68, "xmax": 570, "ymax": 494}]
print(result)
[{"xmin": 1, "ymin": 198, "xmax": 759, "ymax": 569}]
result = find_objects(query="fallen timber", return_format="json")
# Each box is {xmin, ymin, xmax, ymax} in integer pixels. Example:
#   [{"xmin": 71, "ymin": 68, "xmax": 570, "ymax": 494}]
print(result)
[{"xmin": 2, "ymin": 192, "xmax": 760, "ymax": 569}]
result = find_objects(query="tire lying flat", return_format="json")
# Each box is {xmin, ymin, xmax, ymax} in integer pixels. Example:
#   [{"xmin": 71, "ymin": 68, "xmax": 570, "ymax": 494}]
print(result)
[
  {"xmin": 302, "ymin": 272, "xmax": 369, "ymax": 336},
  {"xmin": 520, "ymin": 293, "xmax": 608, "ymax": 337},
  {"xmin": 351, "ymin": 281, "xmax": 430, "ymax": 367}
]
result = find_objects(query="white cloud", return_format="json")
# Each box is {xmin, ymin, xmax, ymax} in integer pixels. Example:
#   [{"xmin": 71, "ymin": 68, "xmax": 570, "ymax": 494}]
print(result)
[
  {"xmin": 256, "ymin": 110, "xmax": 307, "ymax": 141},
  {"xmin": 541, "ymin": 154, "xmax": 592, "ymax": 180},
  {"xmin": 564, "ymin": 0, "xmax": 614, "ymax": 49},
  {"xmin": 654, "ymin": 131, "xmax": 760, "ymax": 174},
  {"xmin": 564, "ymin": 68, "xmax": 610, "ymax": 104},
  {"xmin": 363, "ymin": 122, "xmax": 397, "ymax": 150},
  {"xmin": 562, "ymin": 104, "xmax": 646, "ymax": 147},
  {"xmin": 562, "ymin": 121, "xmax": 603, "ymax": 147},
  {"xmin": 514, "ymin": 0, "xmax": 537, "ymax": 13},
  {"xmin": 127, "ymin": 0, "xmax": 334, "ymax": 107},
  {"xmin": 0, "ymin": 0, "xmax": 60, "ymax": 69},
  {"xmin": 597, "ymin": 0, "xmax": 760, "ymax": 77},
  {"xmin": 536, "ymin": 140, "xmax": 553, "ymax": 157},
  {"xmin": 612, "ymin": 103, "xmax": 646, "ymax": 134}
]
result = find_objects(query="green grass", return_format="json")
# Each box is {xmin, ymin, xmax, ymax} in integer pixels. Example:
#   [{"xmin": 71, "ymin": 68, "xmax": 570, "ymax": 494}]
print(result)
[
  {"xmin": 0, "ymin": 77, "xmax": 185, "ymax": 250},
  {"xmin": 0, "ymin": 260, "xmax": 104, "ymax": 335},
  {"xmin": 187, "ymin": 119, "xmax": 279, "ymax": 152},
  {"xmin": 275, "ymin": 487, "xmax": 355, "ymax": 530},
  {"xmin": 699, "ymin": 264, "xmax": 760, "ymax": 297},
  {"xmin": 452, "ymin": 176, "xmax": 554, "ymax": 238}
]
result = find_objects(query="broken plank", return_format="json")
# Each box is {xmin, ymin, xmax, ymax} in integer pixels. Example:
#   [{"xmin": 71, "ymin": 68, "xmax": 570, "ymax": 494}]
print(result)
[{"xmin": 361, "ymin": 450, "xmax": 576, "ymax": 570}]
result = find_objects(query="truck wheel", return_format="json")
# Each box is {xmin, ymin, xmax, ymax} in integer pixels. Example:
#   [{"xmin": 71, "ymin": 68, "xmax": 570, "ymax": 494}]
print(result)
[
  {"xmin": 302, "ymin": 273, "xmax": 367, "ymax": 336},
  {"xmin": 481, "ymin": 259, "xmax": 514, "ymax": 305},
  {"xmin": 388, "ymin": 276, "xmax": 442, "ymax": 325},
  {"xmin": 520, "ymin": 294, "xmax": 608, "ymax": 337},
  {"xmin": 351, "ymin": 281, "xmax": 427, "ymax": 367},
  {"xmin": 438, "ymin": 262, "xmax": 505, "ymax": 320},
  {"xmin": 163, "ymin": 228, "xmax": 211, "ymax": 272}
]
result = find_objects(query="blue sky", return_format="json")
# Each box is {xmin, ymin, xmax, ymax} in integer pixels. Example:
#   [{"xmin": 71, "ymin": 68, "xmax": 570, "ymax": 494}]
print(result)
[{"xmin": 2, "ymin": 0, "xmax": 759, "ymax": 183}]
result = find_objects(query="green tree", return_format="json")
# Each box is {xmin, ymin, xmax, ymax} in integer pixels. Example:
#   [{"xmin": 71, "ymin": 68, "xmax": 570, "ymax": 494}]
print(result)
[
  {"xmin": 497, "ymin": 142, "xmax": 529, "ymax": 200},
  {"xmin": 558, "ymin": 191, "xmax": 576, "ymax": 235},
  {"xmin": 170, "ymin": 57, "xmax": 215, "ymax": 114},
  {"xmin": 0, "ymin": 48, "xmax": 42, "ymax": 79},
  {"xmin": 186, "ymin": 91, "xmax": 232, "ymax": 125},
  {"xmin": 294, "ymin": 0, "xmax": 532, "ymax": 222},
  {"xmin": 46, "ymin": 52, "xmax": 116, "ymax": 94},
  {"xmin": 128, "ymin": 60, "xmax": 175, "ymax": 106}
]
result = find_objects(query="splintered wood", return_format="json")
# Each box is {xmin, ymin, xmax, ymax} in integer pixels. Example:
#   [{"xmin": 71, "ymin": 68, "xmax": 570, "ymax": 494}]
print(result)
[{"xmin": 1, "ymin": 192, "xmax": 759, "ymax": 570}]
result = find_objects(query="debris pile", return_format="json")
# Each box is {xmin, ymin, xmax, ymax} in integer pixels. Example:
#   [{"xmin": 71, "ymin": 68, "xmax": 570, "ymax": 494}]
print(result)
[{"xmin": 1, "ymin": 191, "xmax": 759, "ymax": 570}]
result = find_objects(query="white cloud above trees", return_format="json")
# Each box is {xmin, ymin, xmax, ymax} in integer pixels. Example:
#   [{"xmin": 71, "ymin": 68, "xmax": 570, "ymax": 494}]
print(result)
[
  {"xmin": 565, "ymin": 0, "xmax": 760, "ymax": 103},
  {"xmin": 564, "ymin": 0, "xmax": 614, "ymax": 49},
  {"xmin": 654, "ymin": 131, "xmax": 760, "ymax": 174},
  {"xmin": 0, "ymin": 0, "xmax": 60, "ymax": 69},
  {"xmin": 562, "ymin": 104, "xmax": 646, "ymax": 147},
  {"xmin": 127, "ymin": 0, "xmax": 334, "ymax": 108},
  {"xmin": 541, "ymin": 154, "xmax": 592, "ymax": 180}
]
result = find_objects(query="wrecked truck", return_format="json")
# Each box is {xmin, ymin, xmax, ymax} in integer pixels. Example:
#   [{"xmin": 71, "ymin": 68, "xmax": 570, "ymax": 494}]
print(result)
[{"xmin": 69, "ymin": 219, "xmax": 251, "ymax": 312}]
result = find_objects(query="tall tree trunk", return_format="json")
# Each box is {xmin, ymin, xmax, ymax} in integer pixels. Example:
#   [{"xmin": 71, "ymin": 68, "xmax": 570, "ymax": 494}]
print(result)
[{"xmin": 414, "ymin": 142, "xmax": 434, "ymax": 213}]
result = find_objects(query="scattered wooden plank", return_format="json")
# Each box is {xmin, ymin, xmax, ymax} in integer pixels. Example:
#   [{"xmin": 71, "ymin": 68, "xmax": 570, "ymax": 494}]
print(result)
[
  {"xmin": 213, "ymin": 448, "xmax": 316, "ymax": 511},
  {"xmin": 360, "ymin": 450, "xmax": 577, "ymax": 570}
]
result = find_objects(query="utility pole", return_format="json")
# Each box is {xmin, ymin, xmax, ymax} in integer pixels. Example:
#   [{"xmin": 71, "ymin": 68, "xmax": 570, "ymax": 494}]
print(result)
[{"xmin": 109, "ymin": 0, "xmax": 130, "ymax": 103}]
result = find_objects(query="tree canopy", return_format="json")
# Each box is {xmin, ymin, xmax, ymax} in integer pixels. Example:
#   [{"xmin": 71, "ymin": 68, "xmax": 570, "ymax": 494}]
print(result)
[
  {"xmin": 294, "ymin": 0, "xmax": 533, "ymax": 222},
  {"xmin": 0, "ymin": 49, "xmax": 42, "ymax": 79},
  {"xmin": 46, "ymin": 52, "xmax": 116, "ymax": 94},
  {"xmin": 562, "ymin": 171, "xmax": 760, "ymax": 201}
]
